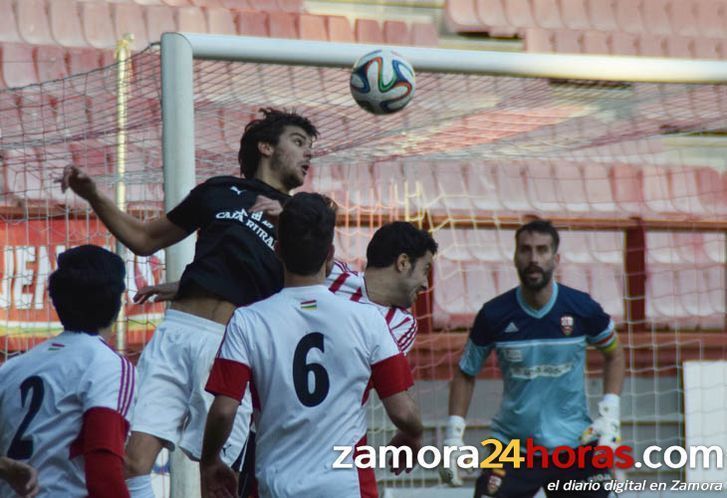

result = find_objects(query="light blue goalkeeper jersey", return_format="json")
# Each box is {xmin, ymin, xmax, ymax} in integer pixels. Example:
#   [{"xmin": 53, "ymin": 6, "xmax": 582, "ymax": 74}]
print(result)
[{"xmin": 459, "ymin": 281, "xmax": 616, "ymax": 449}]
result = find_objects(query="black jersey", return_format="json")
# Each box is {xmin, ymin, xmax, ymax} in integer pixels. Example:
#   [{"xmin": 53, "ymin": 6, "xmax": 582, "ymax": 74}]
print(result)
[{"xmin": 167, "ymin": 176, "xmax": 289, "ymax": 306}]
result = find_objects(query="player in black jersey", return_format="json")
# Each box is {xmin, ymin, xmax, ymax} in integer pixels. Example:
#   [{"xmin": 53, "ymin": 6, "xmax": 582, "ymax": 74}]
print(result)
[{"xmin": 60, "ymin": 108, "xmax": 318, "ymax": 498}]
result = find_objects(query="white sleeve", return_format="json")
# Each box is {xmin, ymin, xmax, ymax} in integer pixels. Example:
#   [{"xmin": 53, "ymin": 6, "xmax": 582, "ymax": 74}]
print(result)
[
  {"xmin": 80, "ymin": 353, "xmax": 136, "ymax": 420},
  {"xmin": 217, "ymin": 308, "xmax": 254, "ymax": 367},
  {"xmin": 367, "ymin": 309, "xmax": 403, "ymax": 365}
]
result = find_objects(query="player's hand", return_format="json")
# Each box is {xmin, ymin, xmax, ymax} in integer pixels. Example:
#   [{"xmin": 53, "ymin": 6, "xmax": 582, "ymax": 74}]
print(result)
[
  {"xmin": 581, "ymin": 394, "xmax": 621, "ymax": 449},
  {"xmin": 386, "ymin": 430, "xmax": 422, "ymax": 475},
  {"xmin": 200, "ymin": 458, "xmax": 237, "ymax": 498},
  {"xmin": 439, "ymin": 415, "xmax": 467, "ymax": 487},
  {"xmin": 134, "ymin": 281, "xmax": 180, "ymax": 304},
  {"xmin": 59, "ymin": 165, "xmax": 98, "ymax": 201},
  {"xmin": 0, "ymin": 457, "xmax": 40, "ymax": 498},
  {"xmin": 250, "ymin": 195, "xmax": 283, "ymax": 220}
]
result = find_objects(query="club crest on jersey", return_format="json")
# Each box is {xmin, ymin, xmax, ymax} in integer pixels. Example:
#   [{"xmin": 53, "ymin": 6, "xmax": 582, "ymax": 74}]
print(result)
[
  {"xmin": 560, "ymin": 315, "xmax": 574, "ymax": 336},
  {"xmin": 487, "ymin": 474, "xmax": 503, "ymax": 494}
]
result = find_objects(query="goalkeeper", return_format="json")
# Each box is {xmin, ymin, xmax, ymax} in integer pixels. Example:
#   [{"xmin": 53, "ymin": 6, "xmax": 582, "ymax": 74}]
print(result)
[{"xmin": 441, "ymin": 220, "xmax": 625, "ymax": 497}]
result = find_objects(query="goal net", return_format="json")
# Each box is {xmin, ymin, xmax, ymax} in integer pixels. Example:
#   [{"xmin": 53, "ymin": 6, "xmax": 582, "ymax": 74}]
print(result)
[{"xmin": 1, "ymin": 35, "xmax": 726, "ymax": 496}]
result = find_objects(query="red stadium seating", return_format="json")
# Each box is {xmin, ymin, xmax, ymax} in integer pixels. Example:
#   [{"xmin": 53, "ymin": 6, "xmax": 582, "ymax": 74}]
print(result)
[
  {"xmin": 326, "ymin": 16, "xmax": 354, "ymax": 42},
  {"xmin": 35, "ymin": 45, "xmax": 68, "ymax": 83},
  {"xmin": 669, "ymin": 1, "xmax": 698, "ymax": 37},
  {"xmin": 146, "ymin": 5, "xmax": 178, "ymax": 43},
  {"xmin": 354, "ymin": 19, "xmax": 384, "ymax": 44},
  {"xmin": 410, "ymin": 22, "xmax": 439, "ymax": 46},
  {"xmin": 505, "ymin": 0, "xmax": 536, "ymax": 31},
  {"xmin": 268, "ymin": 12, "xmax": 298, "ymax": 38},
  {"xmin": 476, "ymin": 0, "xmax": 517, "ymax": 37},
  {"xmin": 177, "ymin": 6, "xmax": 209, "ymax": 33},
  {"xmin": 586, "ymin": 0, "xmax": 618, "ymax": 32},
  {"xmin": 383, "ymin": 20, "xmax": 409, "ymax": 45},
  {"xmin": 0, "ymin": 0, "xmax": 22, "ymax": 44},
  {"xmin": 113, "ymin": 3, "xmax": 150, "ymax": 51},
  {"xmin": 1, "ymin": 43, "xmax": 38, "ymax": 88},
  {"xmin": 298, "ymin": 14, "xmax": 327, "ymax": 41},
  {"xmin": 695, "ymin": 0, "xmax": 725, "ymax": 39},
  {"xmin": 532, "ymin": 0, "xmax": 563, "ymax": 29},
  {"xmin": 49, "ymin": 0, "xmax": 88, "ymax": 47},
  {"xmin": 445, "ymin": 0, "xmax": 488, "ymax": 33},
  {"xmin": 560, "ymin": 0, "xmax": 590, "ymax": 30},
  {"xmin": 236, "ymin": 10, "xmax": 269, "ymax": 36},
  {"xmin": 581, "ymin": 29, "xmax": 609, "ymax": 54},
  {"xmin": 81, "ymin": 3, "xmax": 117, "ymax": 49},
  {"xmin": 206, "ymin": 7, "xmax": 240, "ymax": 35},
  {"xmin": 642, "ymin": 0, "xmax": 672, "ymax": 36},
  {"xmin": 16, "ymin": 0, "xmax": 55, "ymax": 46}
]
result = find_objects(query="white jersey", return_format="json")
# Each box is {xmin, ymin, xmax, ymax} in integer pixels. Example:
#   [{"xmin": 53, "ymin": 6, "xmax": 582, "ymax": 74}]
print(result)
[
  {"xmin": 327, "ymin": 260, "xmax": 418, "ymax": 354},
  {"xmin": 0, "ymin": 331, "xmax": 135, "ymax": 498},
  {"xmin": 209, "ymin": 285, "xmax": 412, "ymax": 498}
]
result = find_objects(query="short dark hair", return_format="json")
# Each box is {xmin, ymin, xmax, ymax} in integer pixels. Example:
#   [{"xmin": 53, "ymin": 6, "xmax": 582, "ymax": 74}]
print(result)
[
  {"xmin": 366, "ymin": 222, "xmax": 438, "ymax": 269},
  {"xmin": 515, "ymin": 219, "xmax": 560, "ymax": 252},
  {"xmin": 238, "ymin": 107, "xmax": 318, "ymax": 178},
  {"xmin": 48, "ymin": 245, "xmax": 126, "ymax": 334},
  {"xmin": 278, "ymin": 193, "xmax": 337, "ymax": 276}
]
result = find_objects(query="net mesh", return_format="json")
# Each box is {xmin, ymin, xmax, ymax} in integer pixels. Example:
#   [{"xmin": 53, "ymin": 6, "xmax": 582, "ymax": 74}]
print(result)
[{"xmin": 1, "ymin": 45, "xmax": 726, "ymax": 491}]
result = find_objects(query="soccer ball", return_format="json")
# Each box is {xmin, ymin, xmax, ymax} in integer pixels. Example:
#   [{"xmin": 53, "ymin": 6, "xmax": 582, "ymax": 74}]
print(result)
[{"xmin": 350, "ymin": 49, "xmax": 415, "ymax": 115}]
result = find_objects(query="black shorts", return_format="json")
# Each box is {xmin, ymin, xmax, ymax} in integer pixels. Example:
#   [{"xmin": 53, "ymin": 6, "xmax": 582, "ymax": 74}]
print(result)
[{"xmin": 474, "ymin": 445, "xmax": 615, "ymax": 498}]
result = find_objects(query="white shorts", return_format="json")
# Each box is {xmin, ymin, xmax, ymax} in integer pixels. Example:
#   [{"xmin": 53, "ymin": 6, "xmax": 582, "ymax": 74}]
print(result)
[{"xmin": 130, "ymin": 309, "xmax": 253, "ymax": 468}]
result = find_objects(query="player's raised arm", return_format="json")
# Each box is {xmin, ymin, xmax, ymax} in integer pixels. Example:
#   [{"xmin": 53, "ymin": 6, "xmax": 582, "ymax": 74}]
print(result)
[{"xmin": 60, "ymin": 165, "xmax": 187, "ymax": 256}]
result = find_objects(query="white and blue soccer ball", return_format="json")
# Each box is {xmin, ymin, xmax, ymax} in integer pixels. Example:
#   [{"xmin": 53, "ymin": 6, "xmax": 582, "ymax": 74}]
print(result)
[{"xmin": 350, "ymin": 49, "xmax": 415, "ymax": 115}]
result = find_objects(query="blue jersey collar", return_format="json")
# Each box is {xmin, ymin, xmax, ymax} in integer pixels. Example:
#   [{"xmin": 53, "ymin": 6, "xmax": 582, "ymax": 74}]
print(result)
[{"xmin": 516, "ymin": 281, "xmax": 559, "ymax": 319}]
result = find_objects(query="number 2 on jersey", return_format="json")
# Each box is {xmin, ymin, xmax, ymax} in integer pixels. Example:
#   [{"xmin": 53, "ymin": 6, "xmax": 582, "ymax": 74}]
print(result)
[
  {"xmin": 293, "ymin": 333, "xmax": 330, "ymax": 407},
  {"xmin": 7, "ymin": 375, "xmax": 45, "ymax": 459}
]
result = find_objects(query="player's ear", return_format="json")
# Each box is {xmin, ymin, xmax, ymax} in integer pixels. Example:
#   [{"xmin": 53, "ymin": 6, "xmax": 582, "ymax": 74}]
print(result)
[
  {"xmin": 324, "ymin": 244, "xmax": 335, "ymax": 277},
  {"xmin": 258, "ymin": 141, "xmax": 274, "ymax": 158},
  {"xmin": 395, "ymin": 253, "xmax": 410, "ymax": 273}
]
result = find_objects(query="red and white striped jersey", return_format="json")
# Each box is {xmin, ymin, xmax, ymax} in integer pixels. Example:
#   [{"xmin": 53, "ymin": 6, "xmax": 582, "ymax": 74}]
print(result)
[
  {"xmin": 326, "ymin": 260, "xmax": 418, "ymax": 354},
  {"xmin": 207, "ymin": 285, "xmax": 413, "ymax": 498},
  {"xmin": 0, "ymin": 331, "xmax": 135, "ymax": 498}
]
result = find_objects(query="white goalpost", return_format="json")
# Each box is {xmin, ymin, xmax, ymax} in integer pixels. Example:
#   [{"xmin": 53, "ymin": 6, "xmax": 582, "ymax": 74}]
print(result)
[{"xmin": 157, "ymin": 33, "xmax": 727, "ymax": 498}]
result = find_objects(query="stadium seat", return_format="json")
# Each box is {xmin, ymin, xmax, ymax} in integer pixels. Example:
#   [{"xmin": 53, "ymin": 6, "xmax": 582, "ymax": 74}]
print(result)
[
  {"xmin": 298, "ymin": 14, "xmax": 327, "ymax": 41},
  {"xmin": 615, "ymin": 0, "xmax": 644, "ymax": 34},
  {"xmin": 56, "ymin": 93, "xmax": 93, "ymax": 138},
  {"xmin": 638, "ymin": 35, "xmax": 667, "ymax": 57},
  {"xmin": 195, "ymin": 109, "xmax": 226, "ymax": 153},
  {"xmin": 581, "ymin": 30, "xmax": 610, "ymax": 54},
  {"xmin": 247, "ymin": 0, "xmax": 281, "ymax": 11},
  {"xmin": 525, "ymin": 160, "xmax": 563, "ymax": 211},
  {"xmin": 583, "ymin": 163, "xmax": 618, "ymax": 212},
  {"xmin": 81, "ymin": 3, "xmax": 117, "ymax": 49},
  {"xmin": 495, "ymin": 162, "xmax": 532, "ymax": 212},
  {"xmin": 665, "ymin": 37, "xmax": 693, "ymax": 59},
  {"xmin": 610, "ymin": 163, "xmax": 642, "ymax": 213},
  {"xmin": 190, "ymin": 0, "xmax": 224, "ymax": 6},
  {"xmin": 673, "ymin": 232, "xmax": 710, "ymax": 265},
  {"xmin": 355, "ymin": 19, "xmax": 384, "ymax": 44},
  {"xmin": 466, "ymin": 162, "xmax": 503, "ymax": 212},
  {"xmin": 706, "ymin": 265, "xmax": 726, "ymax": 320},
  {"xmin": 692, "ymin": 37, "xmax": 721, "ymax": 60},
  {"xmin": 467, "ymin": 228, "xmax": 506, "ymax": 262},
  {"xmin": 410, "ymin": 22, "xmax": 439, "ymax": 47},
  {"xmin": 475, "ymin": 0, "xmax": 518, "ymax": 37},
  {"xmin": 669, "ymin": 167, "xmax": 706, "ymax": 215},
  {"xmin": 464, "ymin": 261, "xmax": 499, "ymax": 314},
  {"xmin": 669, "ymin": 0, "xmax": 698, "ymax": 37},
  {"xmin": 206, "ymin": 7, "xmax": 239, "ymax": 35},
  {"xmin": 609, "ymin": 32, "xmax": 638, "ymax": 56},
  {"xmin": 402, "ymin": 162, "xmax": 440, "ymax": 214},
  {"xmin": 311, "ymin": 164, "xmax": 345, "ymax": 208},
  {"xmin": 0, "ymin": 0, "xmax": 21, "ymax": 43},
  {"xmin": 586, "ymin": 0, "xmax": 618, "ymax": 31},
  {"xmin": 444, "ymin": 0, "xmax": 488, "ymax": 33},
  {"xmin": 36, "ymin": 145, "xmax": 75, "ymax": 203},
  {"xmin": 16, "ymin": 0, "xmax": 55, "ymax": 45},
  {"xmin": 646, "ymin": 266, "xmax": 686, "ymax": 324},
  {"xmin": 641, "ymin": 165, "xmax": 676, "ymax": 214},
  {"xmin": 703, "ymin": 233, "xmax": 726, "ymax": 264},
  {"xmin": 49, "ymin": 0, "xmax": 89, "ymax": 47},
  {"xmin": 432, "ymin": 258, "xmax": 469, "ymax": 328},
  {"xmin": 433, "ymin": 162, "xmax": 475, "ymax": 214},
  {"xmin": 35, "ymin": 45, "xmax": 69, "ymax": 83},
  {"xmin": 589, "ymin": 265, "xmax": 624, "ymax": 321},
  {"xmin": 559, "ymin": 0, "xmax": 590, "ymax": 30},
  {"xmin": 383, "ymin": 20, "xmax": 410, "ymax": 45},
  {"xmin": 695, "ymin": 0, "xmax": 725, "ymax": 39},
  {"xmin": 113, "ymin": 4, "xmax": 150, "ymax": 51},
  {"xmin": 493, "ymin": 262, "xmax": 519, "ymax": 295},
  {"xmin": 334, "ymin": 225, "xmax": 374, "ymax": 268},
  {"xmin": 696, "ymin": 167, "xmax": 727, "ymax": 216},
  {"xmin": 162, "ymin": 0, "xmax": 192, "ymax": 6},
  {"xmin": 553, "ymin": 162, "xmax": 591, "ymax": 213},
  {"xmin": 268, "ymin": 12, "xmax": 298, "ymax": 38},
  {"xmin": 0, "ymin": 92, "xmax": 22, "ymax": 142},
  {"xmin": 276, "ymin": 0, "xmax": 305, "ymax": 13},
  {"xmin": 524, "ymin": 28, "xmax": 554, "ymax": 52},
  {"xmin": 177, "ymin": 6, "xmax": 209, "ymax": 33},
  {"xmin": 146, "ymin": 5, "xmax": 178, "ymax": 42},
  {"xmin": 504, "ymin": 0, "xmax": 536, "ymax": 30},
  {"xmin": 553, "ymin": 29, "xmax": 582, "ymax": 53},
  {"xmin": 559, "ymin": 231, "xmax": 593, "ymax": 263},
  {"xmin": 236, "ymin": 10, "xmax": 269, "ymax": 36},
  {"xmin": 641, "ymin": 0, "xmax": 672, "ymax": 35},
  {"xmin": 587, "ymin": 231, "xmax": 623, "ymax": 265},
  {"xmin": 326, "ymin": 16, "xmax": 354, "ymax": 42},
  {"xmin": 532, "ymin": 0, "xmax": 563, "ymax": 29},
  {"xmin": 1, "ymin": 43, "xmax": 38, "ymax": 88},
  {"xmin": 676, "ymin": 267, "xmax": 714, "ymax": 321},
  {"xmin": 646, "ymin": 232, "xmax": 682, "ymax": 264},
  {"xmin": 373, "ymin": 161, "xmax": 406, "ymax": 210},
  {"xmin": 435, "ymin": 228, "xmax": 473, "ymax": 262},
  {"xmin": 343, "ymin": 163, "xmax": 378, "ymax": 212},
  {"xmin": 219, "ymin": 0, "xmax": 251, "ymax": 8},
  {"xmin": 558, "ymin": 263, "xmax": 590, "ymax": 292}
]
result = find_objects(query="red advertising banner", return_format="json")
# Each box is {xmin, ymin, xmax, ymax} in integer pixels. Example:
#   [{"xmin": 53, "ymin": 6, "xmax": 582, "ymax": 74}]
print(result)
[{"xmin": 1, "ymin": 219, "xmax": 165, "ymax": 350}]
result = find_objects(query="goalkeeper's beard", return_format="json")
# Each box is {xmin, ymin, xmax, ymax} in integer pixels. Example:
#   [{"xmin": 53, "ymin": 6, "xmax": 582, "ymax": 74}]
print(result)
[{"xmin": 517, "ymin": 266, "xmax": 554, "ymax": 292}]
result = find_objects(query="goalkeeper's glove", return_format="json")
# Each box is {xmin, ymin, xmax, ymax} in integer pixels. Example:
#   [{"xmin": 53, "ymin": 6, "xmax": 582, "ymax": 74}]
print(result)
[
  {"xmin": 581, "ymin": 394, "xmax": 621, "ymax": 449},
  {"xmin": 439, "ymin": 415, "xmax": 466, "ymax": 487}
]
